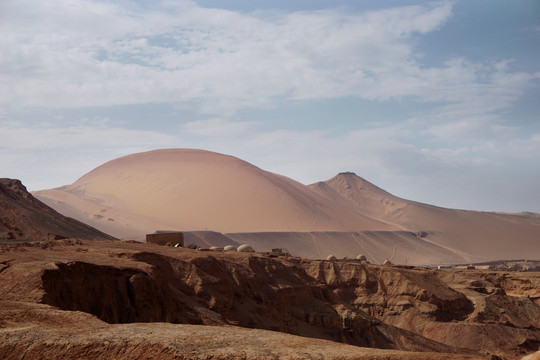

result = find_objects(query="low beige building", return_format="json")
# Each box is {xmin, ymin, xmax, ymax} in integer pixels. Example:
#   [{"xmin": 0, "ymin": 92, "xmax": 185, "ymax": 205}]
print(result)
[{"xmin": 146, "ymin": 231, "xmax": 184, "ymax": 246}]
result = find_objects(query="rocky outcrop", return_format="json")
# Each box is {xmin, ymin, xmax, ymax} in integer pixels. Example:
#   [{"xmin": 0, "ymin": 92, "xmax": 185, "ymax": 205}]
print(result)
[
  {"xmin": 39, "ymin": 251, "xmax": 463, "ymax": 353},
  {"xmin": 0, "ymin": 178, "xmax": 116, "ymax": 242}
]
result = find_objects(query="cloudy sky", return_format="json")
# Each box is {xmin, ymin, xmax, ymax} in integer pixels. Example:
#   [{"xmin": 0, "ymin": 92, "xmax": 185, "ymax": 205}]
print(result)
[{"xmin": 1, "ymin": 0, "xmax": 539, "ymax": 212}]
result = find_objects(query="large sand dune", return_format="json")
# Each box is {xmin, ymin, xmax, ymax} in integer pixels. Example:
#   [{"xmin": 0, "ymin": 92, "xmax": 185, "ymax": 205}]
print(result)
[
  {"xmin": 35, "ymin": 149, "xmax": 390, "ymax": 235},
  {"xmin": 34, "ymin": 148, "xmax": 540, "ymax": 264},
  {"xmin": 310, "ymin": 172, "xmax": 540, "ymax": 262}
]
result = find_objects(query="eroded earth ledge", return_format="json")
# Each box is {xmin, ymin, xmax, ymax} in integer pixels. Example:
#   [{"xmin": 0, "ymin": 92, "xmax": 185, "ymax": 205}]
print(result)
[{"xmin": 1, "ymin": 239, "xmax": 539, "ymax": 359}]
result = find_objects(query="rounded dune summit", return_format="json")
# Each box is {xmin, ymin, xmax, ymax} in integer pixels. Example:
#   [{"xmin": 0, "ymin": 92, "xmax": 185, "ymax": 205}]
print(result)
[{"xmin": 36, "ymin": 149, "xmax": 391, "ymax": 236}]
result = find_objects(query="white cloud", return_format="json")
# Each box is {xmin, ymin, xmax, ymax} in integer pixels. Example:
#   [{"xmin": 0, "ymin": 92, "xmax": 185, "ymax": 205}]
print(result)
[
  {"xmin": 0, "ymin": 0, "xmax": 455, "ymax": 110},
  {"xmin": 2, "ymin": 0, "xmax": 536, "ymax": 130},
  {"xmin": 2, "ymin": 0, "xmax": 535, "ymax": 128}
]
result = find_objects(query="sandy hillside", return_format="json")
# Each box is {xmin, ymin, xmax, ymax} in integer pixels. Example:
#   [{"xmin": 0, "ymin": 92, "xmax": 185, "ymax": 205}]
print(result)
[
  {"xmin": 34, "ymin": 149, "xmax": 391, "ymax": 236},
  {"xmin": 224, "ymin": 231, "xmax": 471, "ymax": 265},
  {"xmin": 310, "ymin": 172, "xmax": 540, "ymax": 262},
  {"xmin": 34, "ymin": 148, "xmax": 540, "ymax": 264}
]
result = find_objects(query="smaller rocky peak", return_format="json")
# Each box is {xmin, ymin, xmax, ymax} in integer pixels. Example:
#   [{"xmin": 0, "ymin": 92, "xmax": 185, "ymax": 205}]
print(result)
[
  {"xmin": 332, "ymin": 172, "xmax": 366, "ymax": 189},
  {"xmin": 337, "ymin": 171, "xmax": 357, "ymax": 177},
  {"xmin": 334, "ymin": 172, "xmax": 368, "ymax": 183},
  {"xmin": 0, "ymin": 178, "xmax": 31, "ymax": 200}
]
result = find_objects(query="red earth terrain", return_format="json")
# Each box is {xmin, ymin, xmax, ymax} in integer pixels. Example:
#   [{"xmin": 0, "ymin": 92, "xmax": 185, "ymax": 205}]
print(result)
[{"xmin": 1, "ymin": 239, "xmax": 539, "ymax": 359}]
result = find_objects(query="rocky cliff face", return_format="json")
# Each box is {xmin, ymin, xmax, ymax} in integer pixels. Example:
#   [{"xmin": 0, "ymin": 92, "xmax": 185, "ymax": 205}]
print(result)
[
  {"xmin": 0, "ymin": 178, "xmax": 116, "ymax": 241},
  {"xmin": 1, "ymin": 239, "xmax": 538, "ymax": 359},
  {"xmin": 39, "ymin": 250, "xmax": 460, "ymax": 353}
]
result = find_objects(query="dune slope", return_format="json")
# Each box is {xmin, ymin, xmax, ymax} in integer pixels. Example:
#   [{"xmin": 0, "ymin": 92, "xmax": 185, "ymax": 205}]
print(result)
[
  {"xmin": 35, "ymin": 149, "xmax": 391, "ymax": 236},
  {"xmin": 310, "ymin": 172, "xmax": 540, "ymax": 262}
]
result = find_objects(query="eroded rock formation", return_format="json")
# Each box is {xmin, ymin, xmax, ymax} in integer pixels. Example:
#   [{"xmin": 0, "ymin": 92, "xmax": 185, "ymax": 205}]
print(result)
[{"xmin": 1, "ymin": 239, "xmax": 538, "ymax": 359}]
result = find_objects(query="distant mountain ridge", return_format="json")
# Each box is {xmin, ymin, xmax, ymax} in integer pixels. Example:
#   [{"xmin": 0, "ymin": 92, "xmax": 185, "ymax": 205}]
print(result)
[
  {"xmin": 0, "ymin": 178, "xmax": 115, "ymax": 242},
  {"xmin": 33, "ymin": 149, "xmax": 540, "ymax": 264}
]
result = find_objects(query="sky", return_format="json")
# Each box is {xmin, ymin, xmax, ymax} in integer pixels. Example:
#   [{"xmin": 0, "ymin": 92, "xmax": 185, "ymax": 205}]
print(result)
[{"xmin": 1, "ymin": 0, "xmax": 539, "ymax": 213}]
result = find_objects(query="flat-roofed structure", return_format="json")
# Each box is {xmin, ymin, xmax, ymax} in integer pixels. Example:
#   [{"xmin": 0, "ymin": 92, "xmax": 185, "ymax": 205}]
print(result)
[{"xmin": 146, "ymin": 231, "xmax": 184, "ymax": 246}]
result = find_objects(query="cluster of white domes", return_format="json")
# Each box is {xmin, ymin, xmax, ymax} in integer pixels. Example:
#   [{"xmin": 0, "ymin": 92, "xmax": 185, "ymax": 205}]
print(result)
[
  {"xmin": 326, "ymin": 254, "xmax": 369, "ymax": 263},
  {"xmin": 237, "ymin": 244, "xmax": 254, "ymax": 252}
]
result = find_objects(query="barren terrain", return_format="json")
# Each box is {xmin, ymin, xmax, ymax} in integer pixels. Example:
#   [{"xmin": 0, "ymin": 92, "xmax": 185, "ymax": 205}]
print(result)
[{"xmin": 1, "ymin": 239, "xmax": 539, "ymax": 359}]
